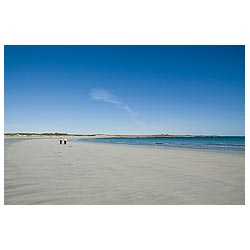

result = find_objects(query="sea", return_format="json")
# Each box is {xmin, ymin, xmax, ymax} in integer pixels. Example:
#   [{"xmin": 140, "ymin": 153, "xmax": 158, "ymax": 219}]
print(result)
[{"xmin": 76, "ymin": 136, "xmax": 245, "ymax": 154}]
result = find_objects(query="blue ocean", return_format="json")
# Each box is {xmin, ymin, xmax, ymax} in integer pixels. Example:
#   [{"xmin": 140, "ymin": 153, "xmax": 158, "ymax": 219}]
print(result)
[{"xmin": 77, "ymin": 136, "xmax": 245, "ymax": 154}]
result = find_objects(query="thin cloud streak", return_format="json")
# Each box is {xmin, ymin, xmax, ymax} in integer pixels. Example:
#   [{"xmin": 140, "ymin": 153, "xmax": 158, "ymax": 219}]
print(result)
[{"xmin": 90, "ymin": 88, "xmax": 145, "ymax": 127}]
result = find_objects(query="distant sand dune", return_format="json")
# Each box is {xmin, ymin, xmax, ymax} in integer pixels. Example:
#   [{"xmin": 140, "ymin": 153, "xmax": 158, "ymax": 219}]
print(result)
[{"xmin": 4, "ymin": 139, "xmax": 245, "ymax": 204}]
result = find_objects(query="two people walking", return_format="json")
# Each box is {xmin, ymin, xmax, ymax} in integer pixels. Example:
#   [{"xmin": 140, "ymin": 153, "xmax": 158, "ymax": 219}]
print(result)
[{"xmin": 59, "ymin": 137, "xmax": 68, "ymax": 145}]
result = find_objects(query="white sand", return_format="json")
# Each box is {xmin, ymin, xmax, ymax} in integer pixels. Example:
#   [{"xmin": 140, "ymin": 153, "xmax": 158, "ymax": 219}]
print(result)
[{"xmin": 4, "ymin": 138, "xmax": 244, "ymax": 204}]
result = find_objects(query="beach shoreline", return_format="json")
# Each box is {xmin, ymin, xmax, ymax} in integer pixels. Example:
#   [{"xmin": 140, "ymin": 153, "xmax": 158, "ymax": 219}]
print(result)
[
  {"xmin": 4, "ymin": 133, "xmax": 236, "ymax": 139},
  {"xmin": 4, "ymin": 138, "xmax": 245, "ymax": 205}
]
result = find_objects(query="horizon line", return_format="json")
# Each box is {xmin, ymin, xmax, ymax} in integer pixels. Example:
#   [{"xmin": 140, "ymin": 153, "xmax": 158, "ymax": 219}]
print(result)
[{"xmin": 4, "ymin": 132, "xmax": 245, "ymax": 137}]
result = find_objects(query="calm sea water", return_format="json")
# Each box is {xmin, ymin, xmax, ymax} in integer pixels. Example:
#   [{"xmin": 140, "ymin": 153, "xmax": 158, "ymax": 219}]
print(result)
[{"xmin": 77, "ymin": 136, "xmax": 245, "ymax": 154}]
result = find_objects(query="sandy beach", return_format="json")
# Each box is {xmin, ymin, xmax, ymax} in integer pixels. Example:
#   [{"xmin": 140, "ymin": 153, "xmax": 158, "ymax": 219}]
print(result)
[{"xmin": 4, "ymin": 138, "xmax": 244, "ymax": 205}]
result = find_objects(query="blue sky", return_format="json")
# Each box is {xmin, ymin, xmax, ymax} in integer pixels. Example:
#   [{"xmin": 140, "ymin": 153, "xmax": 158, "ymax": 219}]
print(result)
[{"xmin": 4, "ymin": 45, "xmax": 245, "ymax": 135}]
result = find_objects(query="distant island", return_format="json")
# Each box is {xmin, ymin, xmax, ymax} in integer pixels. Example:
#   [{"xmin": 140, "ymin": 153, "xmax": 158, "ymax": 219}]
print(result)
[{"xmin": 4, "ymin": 132, "xmax": 221, "ymax": 138}]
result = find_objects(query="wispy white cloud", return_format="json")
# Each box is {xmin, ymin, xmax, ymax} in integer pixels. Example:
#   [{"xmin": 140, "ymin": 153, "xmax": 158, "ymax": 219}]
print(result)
[{"xmin": 90, "ymin": 88, "xmax": 145, "ymax": 127}]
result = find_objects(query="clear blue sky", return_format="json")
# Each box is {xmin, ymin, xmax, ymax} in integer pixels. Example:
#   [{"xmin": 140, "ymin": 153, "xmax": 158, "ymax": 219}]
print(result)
[{"xmin": 5, "ymin": 45, "xmax": 245, "ymax": 135}]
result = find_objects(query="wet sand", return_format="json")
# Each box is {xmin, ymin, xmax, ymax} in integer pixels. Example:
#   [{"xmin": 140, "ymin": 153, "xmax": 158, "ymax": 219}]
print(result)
[{"xmin": 4, "ymin": 138, "xmax": 245, "ymax": 204}]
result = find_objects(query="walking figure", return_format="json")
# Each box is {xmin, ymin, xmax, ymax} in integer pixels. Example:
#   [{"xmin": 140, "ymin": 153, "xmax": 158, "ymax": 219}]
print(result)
[
  {"xmin": 59, "ymin": 137, "xmax": 63, "ymax": 144},
  {"xmin": 64, "ymin": 138, "xmax": 67, "ymax": 145}
]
